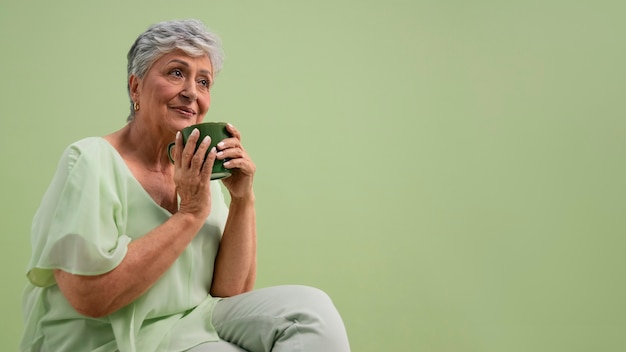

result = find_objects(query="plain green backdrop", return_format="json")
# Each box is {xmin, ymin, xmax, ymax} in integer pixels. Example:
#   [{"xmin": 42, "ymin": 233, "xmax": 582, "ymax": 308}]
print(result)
[{"xmin": 1, "ymin": 0, "xmax": 625, "ymax": 351}]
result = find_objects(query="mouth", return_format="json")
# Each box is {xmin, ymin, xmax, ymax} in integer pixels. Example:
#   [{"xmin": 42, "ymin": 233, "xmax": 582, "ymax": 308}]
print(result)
[{"xmin": 171, "ymin": 105, "xmax": 197, "ymax": 117}]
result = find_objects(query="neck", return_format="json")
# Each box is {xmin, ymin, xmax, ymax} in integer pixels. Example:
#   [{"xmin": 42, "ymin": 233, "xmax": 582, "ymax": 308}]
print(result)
[{"xmin": 109, "ymin": 121, "xmax": 175, "ymax": 173}]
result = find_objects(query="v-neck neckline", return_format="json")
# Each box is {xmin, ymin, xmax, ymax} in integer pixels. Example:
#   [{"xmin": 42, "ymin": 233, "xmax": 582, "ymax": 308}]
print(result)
[{"xmin": 96, "ymin": 137, "xmax": 178, "ymax": 216}]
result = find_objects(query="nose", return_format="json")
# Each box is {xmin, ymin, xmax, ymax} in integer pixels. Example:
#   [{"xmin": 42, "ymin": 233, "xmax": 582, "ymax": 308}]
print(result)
[{"xmin": 180, "ymin": 81, "xmax": 197, "ymax": 101}]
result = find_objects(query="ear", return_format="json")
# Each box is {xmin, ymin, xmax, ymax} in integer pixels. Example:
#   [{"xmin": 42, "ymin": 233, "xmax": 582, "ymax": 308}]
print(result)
[{"xmin": 129, "ymin": 74, "xmax": 141, "ymax": 102}]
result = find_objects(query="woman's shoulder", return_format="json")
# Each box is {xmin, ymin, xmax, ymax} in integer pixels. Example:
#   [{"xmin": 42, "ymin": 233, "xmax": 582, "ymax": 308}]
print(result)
[
  {"xmin": 66, "ymin": 136, "xmax": 111, "ymax": 153},
  {"xmin": 60, "ymin": 137, "xmax": 122, "ymax": 171}
]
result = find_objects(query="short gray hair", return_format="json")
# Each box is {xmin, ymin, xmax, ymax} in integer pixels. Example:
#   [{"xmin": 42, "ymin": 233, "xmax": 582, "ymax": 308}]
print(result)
[{"xmin": 126, "ymin": 19, "xmax": 224, "ymax": 121}]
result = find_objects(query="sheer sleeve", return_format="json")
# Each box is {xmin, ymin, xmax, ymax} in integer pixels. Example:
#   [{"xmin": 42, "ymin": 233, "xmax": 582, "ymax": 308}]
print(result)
[{"xmin": 26, "ymin": 139, "xmax": 130, "ymax": 287}]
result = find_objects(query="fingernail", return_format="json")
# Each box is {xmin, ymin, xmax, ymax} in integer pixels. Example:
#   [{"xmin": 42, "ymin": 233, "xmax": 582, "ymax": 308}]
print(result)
[
  {"xmin": 217, "ymin": 151, "xmax": 224, "ymax": 158},
  {"xmin": 202, "ymin": 136, "xmax": 210, "ymax": 143},
  {"xmin": 217, "ymin": 141, "xmax": 225, "ymax": 148},
  {"xmin": 176, "ymin": 131, "xmax": 181, "ymax": 139},
  {"xmin": 192, "ymin": 128, "xmax": 199, "ymax": 135},
  {"xmin": 210, "ymin": 147, "xmax": 217, "ymax": 154}
]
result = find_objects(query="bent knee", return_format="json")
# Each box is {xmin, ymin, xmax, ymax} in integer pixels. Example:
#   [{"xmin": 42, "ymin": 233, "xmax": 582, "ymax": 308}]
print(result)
[
  {"xmin": 277, "ymin": 285, "xmax": 338, "ymax": 320},
  {"xmin": 282, "ymin": 285, "xmax": 333, "ymax": 305}
]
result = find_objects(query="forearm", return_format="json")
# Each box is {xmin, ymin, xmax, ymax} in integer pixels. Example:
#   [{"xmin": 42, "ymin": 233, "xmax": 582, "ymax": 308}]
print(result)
[
  {"xmin": 210, "ymin": 194, "xmax": 257, "ymax": 297},
  {"xmin": 54, "ymin": 211, "xmax": 205, "ymax": 317}
]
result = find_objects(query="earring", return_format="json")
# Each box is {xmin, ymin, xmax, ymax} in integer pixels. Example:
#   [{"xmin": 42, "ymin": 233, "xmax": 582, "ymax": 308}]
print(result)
[{"xmin": 133, "ymin": 102, "xmax": 139, "ymax": 111}]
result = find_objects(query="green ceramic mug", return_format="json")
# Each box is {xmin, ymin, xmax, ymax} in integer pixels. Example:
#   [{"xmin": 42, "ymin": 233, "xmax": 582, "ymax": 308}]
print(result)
[{"xmin": 167, "ymin": 122, "xmax": 232, "ymax": 180}]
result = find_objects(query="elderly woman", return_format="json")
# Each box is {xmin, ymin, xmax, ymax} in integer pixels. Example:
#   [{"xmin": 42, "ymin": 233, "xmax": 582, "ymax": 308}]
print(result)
[{"xmin": 21, "ymin": 19, "xmax": 350, "ymax": 352}]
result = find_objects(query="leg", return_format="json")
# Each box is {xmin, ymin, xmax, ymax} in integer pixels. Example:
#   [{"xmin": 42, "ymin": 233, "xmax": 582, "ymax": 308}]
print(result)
[
  {"xmin": 186, "ymin": 340, "xmax": 248, "ymax": 352},
  {"xmin": 211, "ymin": 285, "xmax": 351, "ymax": 352}
]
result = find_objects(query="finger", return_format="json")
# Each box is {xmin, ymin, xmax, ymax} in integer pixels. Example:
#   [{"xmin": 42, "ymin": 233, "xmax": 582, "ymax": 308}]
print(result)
[
  {"xmin": 191, "ymin": 136, "xmax": 211, "ymax": 170},
  {"xmin": 182, "ymin": 129, "xmax": 200, "ymax": 167},
  {"xmin": 173, "ymin": 131, "xmax": 183, "ymax": 168},
  {"xmin": 216, "ymin": 146, "xmax": 245, "ymax": 160},
  {"xmin": 223, "ymin": 158, "xmax": 255, "ymax": 175},
  {"xmin": 225, "ymin": 123, "xmax": 241, "ymax": 141},
  {"xmin": 201, "ymin": 147, "xmax": 217, "ymax": 177},
  {"xmin": 216, "ymin": 137, "xmax": 242, "ymax": 152}
]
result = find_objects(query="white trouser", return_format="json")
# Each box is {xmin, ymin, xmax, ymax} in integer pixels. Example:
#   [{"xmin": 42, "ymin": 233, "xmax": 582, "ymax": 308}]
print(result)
[{"xmin": 187, "ymin": 285, "xmax": 351, "ymax": 352}]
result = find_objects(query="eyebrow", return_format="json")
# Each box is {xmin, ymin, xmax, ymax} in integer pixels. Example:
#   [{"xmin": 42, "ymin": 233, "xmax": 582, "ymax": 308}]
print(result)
[{"xmin": 168, "ymin": 59, "xmax": 213, "ymax": 77}]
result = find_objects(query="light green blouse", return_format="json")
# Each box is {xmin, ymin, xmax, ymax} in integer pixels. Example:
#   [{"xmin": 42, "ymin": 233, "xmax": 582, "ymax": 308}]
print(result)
[{"xmin": 21, "ymin": 137, "xmax": 229, "ymax": 352}]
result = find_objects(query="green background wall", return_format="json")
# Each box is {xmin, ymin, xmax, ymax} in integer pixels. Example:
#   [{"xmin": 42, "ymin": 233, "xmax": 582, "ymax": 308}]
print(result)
[{"xmin": 1, "ymin": 0, "xmax": 625, "ymax": 351}]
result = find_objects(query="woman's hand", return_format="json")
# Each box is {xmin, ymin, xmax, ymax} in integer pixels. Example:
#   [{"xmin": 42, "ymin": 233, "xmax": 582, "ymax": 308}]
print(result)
[
  {"xmin": 171, "ymin": 128, "xmax": 216, "ymax": 219},
  {"xmin": 217, "ymin": 124, "xmax": 256, "ymax": 200}
]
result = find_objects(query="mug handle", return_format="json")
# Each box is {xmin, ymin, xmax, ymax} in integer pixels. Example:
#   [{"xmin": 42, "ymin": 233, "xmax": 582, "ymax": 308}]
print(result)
[{"xmin": 167, "ymin": 142, "xmax": 176, "ymax": 164}]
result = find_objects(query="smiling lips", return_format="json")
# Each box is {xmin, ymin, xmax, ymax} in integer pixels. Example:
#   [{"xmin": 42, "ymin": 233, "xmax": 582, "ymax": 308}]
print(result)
[{"xmin": 171, "ymin": 105, "xmax": 196, "ymax": 117}]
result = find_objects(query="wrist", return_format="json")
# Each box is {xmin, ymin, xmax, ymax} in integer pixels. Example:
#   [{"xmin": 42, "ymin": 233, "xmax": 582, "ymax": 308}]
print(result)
[
  {"xmin": 173, "ymin": 209, "xmax": 208, "ymax": 229},
  {"xmin": 230, "ymin": 191, "xmax": 255, "ymax": 205}
]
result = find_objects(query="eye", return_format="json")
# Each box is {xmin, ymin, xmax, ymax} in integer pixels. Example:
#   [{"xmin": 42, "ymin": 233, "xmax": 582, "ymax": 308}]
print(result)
[
  {"xmin": 198, "ymin": 78, "xmax": 210, "ymax": 88},
  {"xmin": 169, "ymin": 68, "xmax": 184, "ymax": 78}
]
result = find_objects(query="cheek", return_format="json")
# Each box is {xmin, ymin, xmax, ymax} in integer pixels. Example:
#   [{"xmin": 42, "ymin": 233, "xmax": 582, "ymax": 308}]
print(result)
[
  {"xmin": 153, "ymin": 82, "xmax": 179, "ymax": 102},
  {"xmin": 199, "ymin": 93, "xmax": 211, "ymax": 113}
]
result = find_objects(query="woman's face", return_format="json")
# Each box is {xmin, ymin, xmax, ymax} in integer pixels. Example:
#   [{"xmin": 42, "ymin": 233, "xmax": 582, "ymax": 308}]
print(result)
[{"xmin": 132, "ymin": 49, "xmax": 214, "ymax": 133}]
